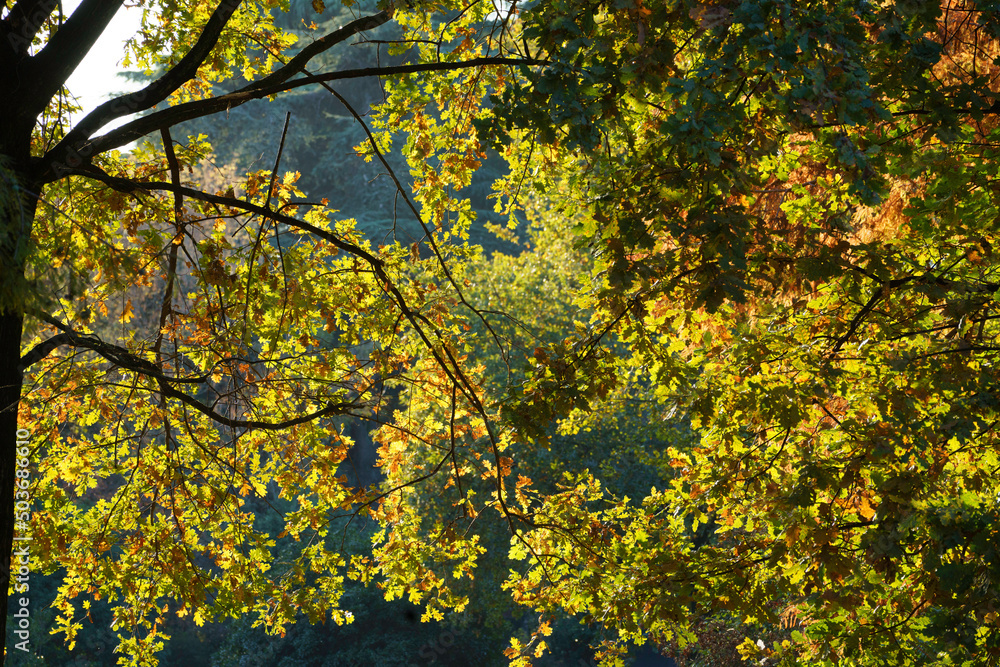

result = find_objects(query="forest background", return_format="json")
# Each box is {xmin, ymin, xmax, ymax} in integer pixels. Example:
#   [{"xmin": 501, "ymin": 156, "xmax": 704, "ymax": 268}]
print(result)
[{"xmin": 3, "ymin": 1, "xmax": 1000, "ymax": 666}]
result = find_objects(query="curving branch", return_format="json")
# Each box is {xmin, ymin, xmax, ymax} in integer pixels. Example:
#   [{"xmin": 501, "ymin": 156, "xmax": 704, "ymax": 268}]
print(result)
[
  {"xmin": 67, "ymin": 162, "xmax": 538, "ymax": 535},
  {"xmin": 17, "ymin": 331, "xmax": 72, "ymax": 373},
  {"xmin": 20, "ymin": 315, "xmax": 358, "ymax": 431},
  {"xmin": 70, "ymin": 164, "xmax": 386, "ymax": 267},
  {"xmin": 36, "ymin": 55, "xmax": 541, "ymax": 181},
  {"xmin": 43, "ymin": 0, "xmax": 245, "ymax": 170}
]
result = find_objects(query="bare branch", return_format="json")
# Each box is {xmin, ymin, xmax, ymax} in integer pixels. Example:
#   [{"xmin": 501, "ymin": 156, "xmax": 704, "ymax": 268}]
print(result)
[
  {"xmin": 245, "ymin": 10, "xmax": 391, "ymax": 94},
  {"xmin": 71, "ymin": 164, "xmax": 385, "ymax": 266}
]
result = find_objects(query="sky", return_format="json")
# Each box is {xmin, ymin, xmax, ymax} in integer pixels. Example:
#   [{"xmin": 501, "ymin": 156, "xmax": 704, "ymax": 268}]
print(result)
[{"xmin": 63, "ymin": 1, "xmax": 145, "ymax": 129}]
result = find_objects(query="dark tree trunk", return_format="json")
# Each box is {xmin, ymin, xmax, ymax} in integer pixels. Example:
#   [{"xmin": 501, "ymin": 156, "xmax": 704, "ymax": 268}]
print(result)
[
  {"xmin": 0, "ymin": 310, "xmax": 24, "ymax": 663},
  {"xmin": 1, "ymin": 23, "xmax": 38, "ymax": 660},
  {"xmin": 1, "ymin": 5, "xmax": 124, "ymax": 653},
  {"xmin": 0, "ymin": 164, "xmax": 36, "ymax": 664}
]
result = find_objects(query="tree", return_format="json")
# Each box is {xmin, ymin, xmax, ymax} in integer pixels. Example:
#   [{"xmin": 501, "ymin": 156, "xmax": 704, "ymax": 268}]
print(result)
[
  {"xmin": 0, "ymin": 0, "xmax": 532, "ymax": 662},
  {"xmin": 7, "ymin": 0, "xmax": 1000, "ymax": 665},
  {"xmin": 417, "ymin": 0, "xmax": 1000, "ymax": 664},
  {"xmin": 375, "ymin": 0, "xmax": 1000, "ymax": 663}
]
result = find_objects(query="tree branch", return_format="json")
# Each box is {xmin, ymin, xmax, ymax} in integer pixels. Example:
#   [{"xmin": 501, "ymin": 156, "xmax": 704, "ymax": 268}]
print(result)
[
  {"xmin": 243, "ymin": 10, "xmax": 391, "ymax": 94},
  {"xmin": 1, "ymin": 0, "xmax": 58, "ymax": 59},
  {"xmin": 17, "ymin": 330, "xmax": 72, "ymax": 373},
  {"xmin": 22, "ymin": 0, "xmax": 123, "ymax": 119},
  {"xmin": 70, "ymin": 151, "xmax": 526, "ymax": 535},
  {"xmin": 45, "ymin": 0, "xmax": 244, "ymax": 167},
  {"xmin": 70, "ymin": 164, "xmax": 385, "ymax": 267},
  {"xmin": 20, "ymin": 315, "xmax": 357, "ymax": 431},
  {"xmin": 828, "ymin": 271, "xmax": 1000, "ymax": 354},
  {"xmin": 36, "ymin": 56, "xmax": 540, "ymax": 180}
]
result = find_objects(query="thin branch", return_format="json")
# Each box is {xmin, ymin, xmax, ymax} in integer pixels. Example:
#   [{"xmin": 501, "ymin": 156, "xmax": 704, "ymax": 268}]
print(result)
[
  {"xmin": 70, "ymin": 161, "xmax": 529, "ymax": 535},
  {"xmin": 265, "ymin": 111, "xmax": 292, "ymax": 209},
  {"xmin": 325, "ymin": 85, "xmax": 512, "ymax": 376},
  {"xmin": 154, "ymin": 127, "xmax": 182, "ymax": 359},
  {"xmin": 72, "ymin": 165, "xmax": 385, "ymax": 266}
]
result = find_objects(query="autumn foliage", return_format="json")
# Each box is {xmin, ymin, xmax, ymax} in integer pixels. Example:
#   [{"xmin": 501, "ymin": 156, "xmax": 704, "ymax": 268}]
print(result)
[{"xmin": 4, "ymin": 0, "xmax": 1000, "ymax": 665}]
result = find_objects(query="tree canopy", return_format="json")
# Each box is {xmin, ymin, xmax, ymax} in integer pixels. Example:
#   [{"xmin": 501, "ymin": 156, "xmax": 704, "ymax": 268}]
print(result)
[{"xmin": 4, "ymin": 0, "xmax": 1000, "ymax": 665}]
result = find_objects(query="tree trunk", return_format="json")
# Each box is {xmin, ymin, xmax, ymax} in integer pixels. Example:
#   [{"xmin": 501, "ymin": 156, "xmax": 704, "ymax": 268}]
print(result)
[
  {"xmin": 0, "ymin": 164, "xmax": 36, "ymax": 664},
  {"xmin": 0, "ymin": 310, "xmax": 23, "ymax": 664}
]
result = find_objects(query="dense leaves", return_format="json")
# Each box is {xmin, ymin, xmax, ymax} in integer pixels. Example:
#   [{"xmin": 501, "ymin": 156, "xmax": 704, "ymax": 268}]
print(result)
[
  {"xmin": 457, "ymin": 1, "xmax": 1000, "ymax": 665},
  {"xmin": 5, "ymin": 0, "xmax": 1000, "ymax": 666}
]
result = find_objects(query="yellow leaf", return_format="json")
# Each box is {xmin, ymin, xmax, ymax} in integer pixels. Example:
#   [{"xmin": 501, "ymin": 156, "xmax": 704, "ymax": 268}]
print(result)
[{"xmin": 858, "ymin": 495, "xmax": 877, "ymax": 520}]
